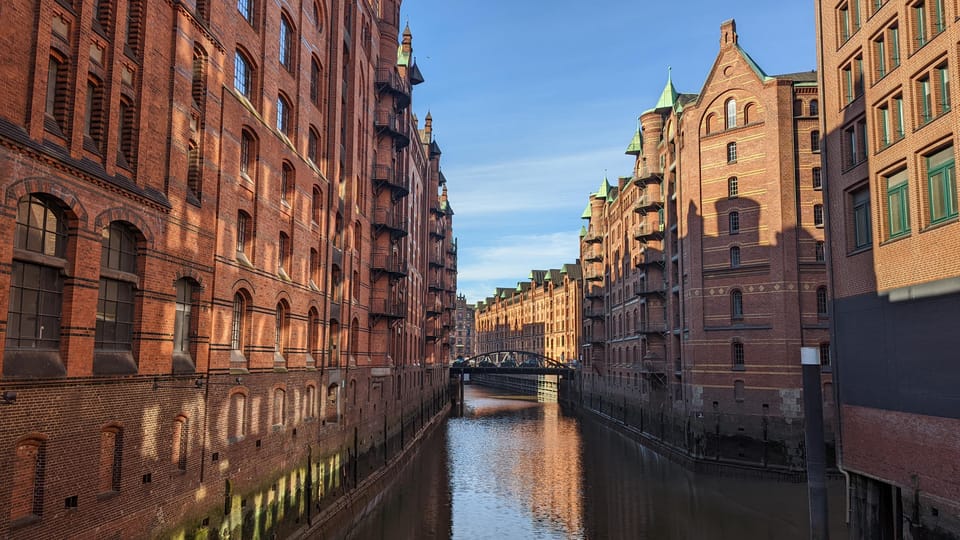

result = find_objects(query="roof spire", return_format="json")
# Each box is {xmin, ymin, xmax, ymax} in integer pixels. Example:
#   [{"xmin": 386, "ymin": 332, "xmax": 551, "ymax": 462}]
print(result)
[{"xmin": 654, "ymin": 67, "xmax": 679, "ymax": 110}]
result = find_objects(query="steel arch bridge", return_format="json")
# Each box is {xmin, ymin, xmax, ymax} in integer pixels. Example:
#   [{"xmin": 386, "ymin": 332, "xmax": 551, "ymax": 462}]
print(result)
[{"xmin": 450, "ymin": 350, "xmax": 575, "ymax": 376}]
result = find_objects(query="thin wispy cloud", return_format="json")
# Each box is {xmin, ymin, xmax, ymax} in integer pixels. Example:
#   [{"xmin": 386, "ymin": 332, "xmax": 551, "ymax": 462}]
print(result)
[
  {"xmin": 446, "ymin": 147, "xmax": 623, "ymax": 217},
  {"xmin": 457, "ymin": 231, "xmax": 581, "ymax": 302}
]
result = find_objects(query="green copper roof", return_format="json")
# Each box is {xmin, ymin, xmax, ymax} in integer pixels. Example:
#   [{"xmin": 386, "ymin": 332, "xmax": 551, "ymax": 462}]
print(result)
[
  {"xmin": 595, "ymin": 176, "xmax": 611, "ymax": 200},
  {"xmin": 736, "ymin": 44, "xmax": 773, "ymax": 82},
  {"xmin": 654, "ymin": 67, "xmax": 679, "ymax": 110},
  {"xmin": 579, "ymin": 225, "xmax": 587, "ymax": 237},
  {"xmin": 581, "ymin": 203, "xmax": 592, "ymax": 219},
  {"xmin": 625, "ymin": 127, "xmax": 642, "ymax": 155}
]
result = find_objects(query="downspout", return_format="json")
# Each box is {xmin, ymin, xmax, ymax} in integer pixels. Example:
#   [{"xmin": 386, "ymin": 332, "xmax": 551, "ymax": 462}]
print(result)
[{"xmin": 815, "ymin": 0, "xmax": 851, "ymax": 523}]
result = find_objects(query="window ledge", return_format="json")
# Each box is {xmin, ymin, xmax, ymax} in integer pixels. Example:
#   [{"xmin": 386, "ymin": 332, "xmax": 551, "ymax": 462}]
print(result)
[
  {"xmin": 236, "ymin": 252, "xmax": 253, "ymax": 269},
  {"xmin": 923, "ymin": 215, "xmax": 959, "ymax": 233},
  {"xmin": 847, "ymin": 245, "xmax": 872, "ymax": 256},
  {"xmin": 732, "ymin": 365, "xmax": 746, "ymax": 372}
]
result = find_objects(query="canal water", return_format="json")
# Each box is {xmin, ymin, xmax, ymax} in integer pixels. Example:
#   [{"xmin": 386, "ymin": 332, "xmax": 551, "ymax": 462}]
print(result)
[{"xmin": 331, "ymin": 385, "xmax": 849, "ymax": 539}]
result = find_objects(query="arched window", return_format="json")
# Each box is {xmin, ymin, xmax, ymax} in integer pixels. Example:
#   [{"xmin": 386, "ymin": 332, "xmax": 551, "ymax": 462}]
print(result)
[
  {"xmin": 239, "ymin": 129, "xmax": 255, "ymax": 177},
  {"xmin": 817, "ymin": 286, "xmax": 829, "ymax": 316},
  {"xmin": 308, "ymin": 126, "xmax": 320, "ymax": 164},
  {"xmin": 172, "ymin": 415, "xmax": 189, "ymax": 471},
  {"xmin": 281, "ymin": 162, "xmax": 294, "ymax": 203},
  {"xmin": 730, "ymin": 246, "xmax": 741, "ymax": 268},
  {"xmin": 310, "ymin": 56, "xmax": 322, "ymax": 105},
  {"xmin": 96, "ymin": 222, "xmax": 139, "ymax": 365},
  {"xmin": 273, "ymin": 388, "xmax": 286, "ymax": 426},
  {"xmin": 98, "ymin": 426, "xmax": 123, "ymax": 493},
  {"xmin": 727, "ymin": 141, "xmax": 737, "ymax": 163},
  {"xmin": 307, "ymin": 307, "xmax": 320, "ymax": 365},
  {"xmin": 6, "ymin": 195, "xmax": 67, "ymax": 361},
  {"xmin": 236, "ymin": 210, "xmax": 251, "ymax": 257},
  {"xmin": 728, "ymin": 176, "xmax": 739, "ymax": 198},
  {"xmin": 11, "ymin": 438, "xmax": 46, "ymax": 520},
  {"xmin": 228, "ymin": 391, "xmax": 247, "ymax": 442},
  {"xmin": 705, "ymin": 113, "xmax": 715, "ymax": 134},
  {"xmin": 45, "ymin": 55, "xmax": 69, "ymax": 133},
  {"xmin": 305, "ymin": 385, "xmax": 317, "ymax": 419},
  {"xmin": 309, "ymin": 249, "xmax": 319, "ymax": 287},
  {"xmin": 794, "ymin": 99, "xmax": 804, "ymax": 116},
  {"xmin": 325, "ymin": 384, "xmax": 339, "ymax": 423},
  {"xmin": 187, "ymin": 140, "xmax": 201, "ymax": 199},
  {"xmin": 117, "ymin": 97, "xmax": 137, "ymax": 168},
  {"xmin": 329, "ymin": 319, "xmax": 340, "ymax": 367},
  {"xmin": 234, "ymin": 50, "xmax": 254, "ymax": 99},
  {"xmin": 312, "ymin": 186, "xmax": 322, "ymax": 223},
  {"xmin": 725, "ymin": 98, "xmax": 737, "ymax": 128},
  {"xmin": 237, "ymin": 0, "xmax": 254, "ymax": 25},
  {"xmin": 350, "ymin": 318, "xmax": 360, "ymax": 356},
  {"xmin": 809, "ymin": 99, "xmax": 819, "ymax": 116},
  {"xmin": 276, "ymin": 94, "xmax": 291, "ymax": 135},
  {"xmin": 743, "ymin": 103, "xmax": 755, "ymax": 124},
  {"xmin": 732, "ymin": 341, "xmax": 745, "ymax": 368},
  {"xmin": 173, "ymin": 278, "xmax": 198, "ymax": 371},
  {"xmin": 728, "ymin": 211, "xmax": 740, "ymax": 235},
  {"xmin": 731, "ymin": 289, "xmax": 744, "ymax": 319},
  {"xmin": 274, "ymin": 301, "xmax": 289, "ymax": 365},
  {"xmin": 279, "ymin": 14, "xmax": 295, "ymax": 71},
  {"xmin": 231, "ymin": 292, "xmax": 247, "ymax": 355},
  {"xmin": 278, "ymin": 232, "xmax": 289, "ymax": 275}
]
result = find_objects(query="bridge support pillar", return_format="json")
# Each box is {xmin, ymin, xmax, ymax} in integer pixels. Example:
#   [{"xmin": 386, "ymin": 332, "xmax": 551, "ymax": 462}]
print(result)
[{"xmin": 458, "ymin": 373, "xmax": 465, "ymax": 416}]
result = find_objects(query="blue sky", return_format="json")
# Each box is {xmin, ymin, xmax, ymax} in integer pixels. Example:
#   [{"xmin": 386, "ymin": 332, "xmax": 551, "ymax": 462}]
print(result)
[{"xmin": 399, "ymin": 1, "xmax": 818, "ymax": 303}]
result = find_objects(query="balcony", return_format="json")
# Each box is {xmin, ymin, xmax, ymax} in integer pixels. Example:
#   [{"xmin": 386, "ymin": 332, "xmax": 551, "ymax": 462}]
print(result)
[
  {"xmin": 583, "ymin": 231, "xmax": 603, "ymax": 244},
  {"xmin": 586, "ymin": 336, "xmax": 606, "ymax": 346},
  {"xmin": 632, "ymin": 170, "xmax": 663, "ymax": 186},
  {"xmin": 584, "ymin": 246, "xmax": 603, "ymax": 263},
  {"xmin": 633, "ymin": 221, "xmax": 665, "ymax": 241},
  {"xmin": 584, "ymin": 308, "xmax": 605, "ymax": 320},
  {"xmin": 641, "ymin": 357, "xmax": 667, "ymax": 376},
  {"xmin": 634, "ymin": 247, "xmax": 665, "ymax": 267},
  {"xmin": 585, "ymin": 288, "xmax": 604, "ymax": 300},
  {"xmin": 429, "ymin": 253, "xmax": 444, "ymax": 267},
  {"xmin": 584, "ymin": 268, "xmax": 603, "ymax": 282},
  {"xmin": 374, "ymin": 68, "xmax": 411, "ymax": 108},
  {"xmin": 372, "ymin": 164, "xmax": 410, "ymax": 196},
  {"xmin": 429, "ymin": 278, "xmax": 445, "ymax": 291},
  {"xmin": 373, "ymin": 206, "xmax": 408, "ymax": 238},
  {"xmin": 430, "ymin": 222, "xmax": 444, "ymax": 239},
  {"xmin": 370, "ymin": 298, "xmax": 406, "ymax": 319},
  {"xmin": 638, "ymin": 321, "xmax": 667, "ymax": 334},
  {"xmin": 633, "ymin": 190, "xmax": 664, "ymax": 214},
  {"xmin": 374, "ymin": 110, "xmax": 410, "ymax": 148},
  {"xmin": 636, "ymin": 282, "xmax": 666, "ymax": 296},
  {"xmin": 371, "ymin": 250, "xmax": 408, "ymax": 277}
]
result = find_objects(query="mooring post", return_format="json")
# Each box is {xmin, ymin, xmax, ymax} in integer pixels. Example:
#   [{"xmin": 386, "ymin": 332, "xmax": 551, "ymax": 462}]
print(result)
[{"xmin": 801, "ymin": 346, "xmax": 829, "ymax": 540}]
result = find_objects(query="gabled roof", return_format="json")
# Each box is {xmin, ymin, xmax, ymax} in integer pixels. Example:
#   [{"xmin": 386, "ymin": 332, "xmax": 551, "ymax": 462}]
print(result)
[
  {"xmin": 561, "ymin": 263, "xmax": 582, "ymax": 280},
  {"xmin": 736, "ymin": 44, "xmax": 773, "ymax": 82}
]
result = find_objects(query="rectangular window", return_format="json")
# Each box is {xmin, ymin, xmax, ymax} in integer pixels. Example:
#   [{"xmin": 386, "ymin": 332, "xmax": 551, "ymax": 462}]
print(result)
[
  {"xmin": 920, "ymin": 76, "xmax": 933, "ymax": 123},
  {"xmin": 874, "ymin": 35, "xmax": 887, "ymax": 80},
  {"xmin": 843, "ymin": 65, "xmax": 854, "ymax": 104},
  {"xmin": 852, "ymin": 186, "xmax": 873, "ymax": 250},
  {"xmin": 878, "ymin": 104, "xmax": 891, "ymax": 147},
  {"xmin": 915, "ymin": 1, "xmax": 928, "ymax": 48},
  {"xmin": 927, "ymin": 146, "xmax": 958, "ymax": 223},
  {"xmin": 885, "ymin": 169, "xmax": 911, "ymax": 237},
  {"xmin": 813, "ymin": 167, "xmax": 823, "ymax": 189},
  {"xmin": 839, "ymin": 5, "xmax": 851, "ymax": 42},
  {"xmin": 727, "ymin": 142, "xmax": 737, "ymax": 163},
  {"xmin": 890, "ymin": 25, "xmax": 901, "ymax": 67},
  {"xmin": 894, "ymin": 95, "xmax": 905, "ymax": 138},
  {"xmin": 938, "ymin": 63, "xmax": 950, "ymax": 113},
  {"xmin": 845, "ymin": 126, "xmax": 858, "ymax": 168},
  {"xmin": 815, "ymin": 241, "xmax": 826, "ymax": 262},
  {"xmin": 236, "ymin": 213, "xmax": 248, "ymax": 254},
  {"xmin": 814, "ymin": 204, "xmax": 825, "ymax": 227}
]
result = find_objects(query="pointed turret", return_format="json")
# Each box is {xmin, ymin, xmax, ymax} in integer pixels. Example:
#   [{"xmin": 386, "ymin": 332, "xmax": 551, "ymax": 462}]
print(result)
[
  {"xmin": 655, "ymin": 67, "xmax": 679, "ymax": 111},
  {"xmin": 397, "ymin": 23, "xmax": 413, "ymax": 67},
  {"xmin": 595, "ymin": 176, "xmax": 612, "ymax": 200},
  {"xmin": 625, "ymin": 119, "xmax": 643, "ymax": 155}
]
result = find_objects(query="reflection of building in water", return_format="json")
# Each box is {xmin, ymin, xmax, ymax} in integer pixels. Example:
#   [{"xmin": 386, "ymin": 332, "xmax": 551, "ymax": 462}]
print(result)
[
  {"xmin": 474, "ymin": 264, "xmax": 582, "ymax": 363},
  {"xmin": 815, "ymin": 1, "xmax": 960, "ymax": 537},
  {"xmin": 579, "ymin": 19, "xmax": 831, "ymax": 470}
]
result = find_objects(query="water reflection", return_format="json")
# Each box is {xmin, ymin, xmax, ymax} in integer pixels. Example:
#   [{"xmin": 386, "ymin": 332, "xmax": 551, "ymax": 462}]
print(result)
[{"xmin": 336, "ymin": 385, "xmax": 848, "ymax": 540}]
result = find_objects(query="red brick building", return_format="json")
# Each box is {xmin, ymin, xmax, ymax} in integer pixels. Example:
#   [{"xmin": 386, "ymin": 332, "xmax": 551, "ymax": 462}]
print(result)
[
  {"xmin": 816, "ymin": 0, "xmax": 960, "ymax": 536},
  {"xmin": 0, "ymin": 0, "xmax": 454, "ymax": 538},
  {"xmin": 580, "ymin": 20, "xmax": 831, "ymax": 471}
]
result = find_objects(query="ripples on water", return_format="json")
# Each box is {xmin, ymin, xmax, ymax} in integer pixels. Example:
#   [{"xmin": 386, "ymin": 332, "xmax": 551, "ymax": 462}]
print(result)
[{"xmin": 339, "ymin": 385, "xmax": 848, "ymax": 540}]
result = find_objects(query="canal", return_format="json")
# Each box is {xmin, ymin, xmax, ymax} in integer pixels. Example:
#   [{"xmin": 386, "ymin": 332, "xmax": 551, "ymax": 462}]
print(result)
[{"xmin": 325, "ymin": 384, "xmax": 849, "ymax": 539}]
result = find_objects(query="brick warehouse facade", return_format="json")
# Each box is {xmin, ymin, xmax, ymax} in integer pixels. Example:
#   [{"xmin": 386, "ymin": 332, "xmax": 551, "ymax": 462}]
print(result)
[
  {"xmin": 579, "ymin": 20, "xmax": 833, "ymax": 472},
  {"xmin": 453, "ymin": 293, "xmax": 474, "ymax": 360},
  {"xmin": 815, "ymin": 0, "xmax": 960, "ymax": 537},
  {"xmin": 0, "ymin": 0, "xmax": 456, "ymax": 538},
  {"xmin": 474, "ymin": 264, "xmax": 582, "ymax": 365}
]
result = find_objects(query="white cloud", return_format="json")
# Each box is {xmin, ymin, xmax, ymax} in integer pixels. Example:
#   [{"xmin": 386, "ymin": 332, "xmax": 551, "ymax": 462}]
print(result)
[
  {"xmin": 444, "ymin": 147, "xmax": 625, "ymax": 216},
  {"xmin": 457, "ymin": 230, "xmax": 581, "ymax": 302}
]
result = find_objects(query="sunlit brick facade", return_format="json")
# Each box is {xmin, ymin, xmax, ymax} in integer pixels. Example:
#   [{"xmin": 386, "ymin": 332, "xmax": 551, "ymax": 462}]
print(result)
[
  {"xmin": 0, "ymin": 0, "xmax": 454, "ymax": 538},
  {"xmin": 474, "ymin": 265, "xmax": 582, "ymax": 364},
  {"xmin": 579, "ymin": 20, "xmax": 832, "ymax": 470},
  {"xmin": 816, "ymin": 0, "xmax": 960, "ymax": 536}
]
